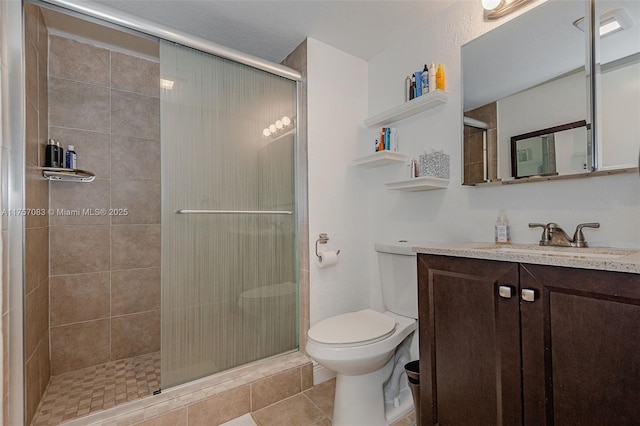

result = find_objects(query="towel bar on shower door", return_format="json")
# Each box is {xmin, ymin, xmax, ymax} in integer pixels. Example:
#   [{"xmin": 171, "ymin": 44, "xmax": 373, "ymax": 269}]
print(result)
[{"xmin": 176, "ymin": 209, "xmax": 293, "ymax": 215}]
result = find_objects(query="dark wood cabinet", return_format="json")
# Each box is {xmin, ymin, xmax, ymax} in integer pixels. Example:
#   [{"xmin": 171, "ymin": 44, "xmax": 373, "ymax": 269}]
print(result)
[{"xmin": 418, "ymin": 254, "xmax": 640, "ymax": 426}]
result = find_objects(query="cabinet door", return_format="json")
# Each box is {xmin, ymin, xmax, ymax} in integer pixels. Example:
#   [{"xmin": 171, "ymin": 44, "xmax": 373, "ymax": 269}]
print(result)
[
  {"xmin": 520, "ymin": 264, "xmax": 640, "ymax": 426},
  {"xmin": 418, "ymin": 255, "xmax": 522, "ymax": 426}
]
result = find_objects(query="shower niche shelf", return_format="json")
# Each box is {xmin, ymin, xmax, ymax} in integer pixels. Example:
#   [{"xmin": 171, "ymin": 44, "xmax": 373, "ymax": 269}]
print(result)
[{"xmin": 42, "ymin": 167, "xmax": 96, "ymax": 182}]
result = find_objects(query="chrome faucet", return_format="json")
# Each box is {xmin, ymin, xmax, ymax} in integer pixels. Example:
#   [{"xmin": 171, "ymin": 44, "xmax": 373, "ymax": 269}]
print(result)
[{"xmin": 529, "ymin": 222, "xmax": 600, "ymax": 248}]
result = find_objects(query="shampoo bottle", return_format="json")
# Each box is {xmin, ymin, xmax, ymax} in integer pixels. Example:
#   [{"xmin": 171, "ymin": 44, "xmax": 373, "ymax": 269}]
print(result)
[
  {"xmin": 422, "ymin": 64, "xmax": 429, "ymax": 94},
  {"xmin": 436, "ymin": 63, "xmax": 445, "ymax": 91},
  {"xmin": 409, "ymin": 74, "xmax": 416, "ymax": 100},
  {"xmin": 429, "ymin": 63, "xmax": 436, "ymax": 92},
  {"xmin": 66, "ymin": 145, "xmax": 77, "ymax": 169},
  {"xmin": 56, "ymin": 141, "xmax": 63, "ymax": 168},
  {"xmin": 384, "ymin": 127, "xmax": 391, "ymax": 150},
  {"xmin": 405, "ymin": 75, "xmax": 411, "ymax": 102},
  {"xmin": 45, "ymin": 139, "xmax": 57, "ymax": 167},
  {"xmin": 494, "ymin": 209, "xmax": 511, "ymax": 244},
  {"xmin": 415, "ymin": 70, "xmax": 423, "ymax": 97}
]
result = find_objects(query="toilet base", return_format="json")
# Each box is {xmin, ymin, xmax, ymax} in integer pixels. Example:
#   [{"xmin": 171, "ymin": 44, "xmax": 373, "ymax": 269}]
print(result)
[{"xmin": 332, "ymin": 355, "xmax": 414, "ymax": 426}]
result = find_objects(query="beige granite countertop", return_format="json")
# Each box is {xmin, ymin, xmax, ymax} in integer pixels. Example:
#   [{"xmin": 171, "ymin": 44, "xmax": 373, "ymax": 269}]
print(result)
[{"xmin": 412, "ymin": 242, "xmax": 640, "ymax": 274}]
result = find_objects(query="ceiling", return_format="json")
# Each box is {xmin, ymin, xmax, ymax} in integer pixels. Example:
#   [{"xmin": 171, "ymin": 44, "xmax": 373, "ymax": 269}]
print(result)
[{"xmin": 74, "ymin": 0, "xmax": 456, "ymax": 63}]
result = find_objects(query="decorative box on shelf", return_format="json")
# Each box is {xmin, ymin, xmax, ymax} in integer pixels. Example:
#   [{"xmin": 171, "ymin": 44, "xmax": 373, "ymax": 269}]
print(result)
[{"xmin": 420, "ymin": 151, "xmax": 450, "ymax": 179}]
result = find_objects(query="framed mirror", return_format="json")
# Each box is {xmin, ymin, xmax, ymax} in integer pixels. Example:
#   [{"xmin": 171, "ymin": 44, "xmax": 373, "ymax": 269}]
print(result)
[
  {"xmin": 511, "ymin": 120, "xmax": 588, "ymax": 179},
  {"xmin": 462, "ymin": 0, "xmax": 639, "ymax": 185}
]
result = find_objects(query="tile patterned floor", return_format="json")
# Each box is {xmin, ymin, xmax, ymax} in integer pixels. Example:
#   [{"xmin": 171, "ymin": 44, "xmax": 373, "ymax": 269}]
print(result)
[
  {"xmin": 250, "ymin": 378, "xmax": 416, "ymax": 426},
  {"xmin": 31, "ymin": 355, "xmax": 415, "ymax": 426},
  {"xmin": 31, "ymin": 352, "xmax": 161, "ymax": 426}
]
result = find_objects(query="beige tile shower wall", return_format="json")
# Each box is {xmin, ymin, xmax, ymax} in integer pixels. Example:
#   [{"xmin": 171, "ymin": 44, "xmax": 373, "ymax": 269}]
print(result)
[
  {"xmin": 24, "ymin": 4, "xmax": 50, "ymax": 424},
  {"xmin": 48, "ymin": 34, "xmax": 161, "ymax": 376}
]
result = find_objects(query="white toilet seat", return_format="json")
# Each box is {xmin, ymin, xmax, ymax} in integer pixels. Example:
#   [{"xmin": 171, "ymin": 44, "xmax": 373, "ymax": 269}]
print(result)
[{"xmin": 308, "ymin": 309, "xmax": 397, "ymax": 347}]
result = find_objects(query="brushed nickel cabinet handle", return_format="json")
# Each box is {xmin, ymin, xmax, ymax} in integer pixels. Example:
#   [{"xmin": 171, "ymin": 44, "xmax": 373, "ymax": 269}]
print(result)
[
  {"xmin": 499, "ymin": 285, "xmax": 513, "ymax": 299},
  {"xmin": 521, "ymin": 289, "xmax": 536, "ymax": 302}
]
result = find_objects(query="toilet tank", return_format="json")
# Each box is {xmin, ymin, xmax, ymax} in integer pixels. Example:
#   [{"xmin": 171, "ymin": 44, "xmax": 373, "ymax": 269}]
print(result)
[{"xmin": 375, "ymin": 241, "xmax": 418, "ymax": 319}]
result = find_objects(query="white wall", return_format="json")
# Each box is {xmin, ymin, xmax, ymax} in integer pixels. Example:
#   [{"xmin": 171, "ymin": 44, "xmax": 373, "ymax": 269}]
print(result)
[
  {"xmin": 364, "ymin": 1, "xmax": 639, "ymax": 259},
  {"xmin": 306, "ymin": 38, "xmax": 372, "ymax": 325}
]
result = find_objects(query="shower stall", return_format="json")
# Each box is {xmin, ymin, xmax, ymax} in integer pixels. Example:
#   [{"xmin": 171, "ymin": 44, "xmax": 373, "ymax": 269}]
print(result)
[{"xmin": 5, "ymin": 1, "xmax": 304, "ymax": 424}]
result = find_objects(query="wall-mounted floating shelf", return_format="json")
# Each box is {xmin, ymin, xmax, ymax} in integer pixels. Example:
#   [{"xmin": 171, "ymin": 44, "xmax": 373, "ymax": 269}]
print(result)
[
  {"xmin": 353, "ymin": 151, "xmax": 408, "ymax": 168},
  {"xmin": 385, "ymin": 176, "xmax": 449, "ymax": 192},
  {"xmin": 364, "ymin": 90, "xmax": 449, "ymax": 128},
  {"xmin": 42, "ymin": 167, "xmax": 95, "ymax": 182}
]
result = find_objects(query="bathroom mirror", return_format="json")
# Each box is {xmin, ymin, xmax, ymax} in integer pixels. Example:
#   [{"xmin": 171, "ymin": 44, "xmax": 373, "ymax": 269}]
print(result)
[
  {"xmin": 462, "ymin": 0, "xmax": 640, "ymax": 185},
  {"xmin": 595, "ymin": 0, "xmax": 640, "ymax": 171},
  {"xmin": 511, "ymin": 120, "xmax": 588, "ymax": 179}
]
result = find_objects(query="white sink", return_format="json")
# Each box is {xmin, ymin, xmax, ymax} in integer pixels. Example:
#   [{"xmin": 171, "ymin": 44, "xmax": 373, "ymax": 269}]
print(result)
[{"xmin": 484, "ymin": 246, "xmax": 635, "ymax": 260}]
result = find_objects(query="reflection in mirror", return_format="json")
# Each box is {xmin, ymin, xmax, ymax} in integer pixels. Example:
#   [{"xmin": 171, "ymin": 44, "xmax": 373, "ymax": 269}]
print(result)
[
  {"xmin": 596, "ymin": 0, "xmax": 640, "ymax": 170},
  {"xmin": 463, "ymin": 104, "xmax": 497, "ymax": 184},
  {"xmin": 462, "ymin": 0, "xmax": 590, "ymax": 185},
  {"xmin": 462, "ymin": 0, "xmax": 639, "ymax": 185},
  {"xmin": 511, "ymin": 120, "xmax": 588, "ymax": 179}
]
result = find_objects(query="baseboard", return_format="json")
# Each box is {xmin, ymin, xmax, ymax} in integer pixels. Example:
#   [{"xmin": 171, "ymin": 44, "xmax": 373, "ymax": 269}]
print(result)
[{"xmin": 312, "ymin": 362, "xmax": 336, "ymax": 385}]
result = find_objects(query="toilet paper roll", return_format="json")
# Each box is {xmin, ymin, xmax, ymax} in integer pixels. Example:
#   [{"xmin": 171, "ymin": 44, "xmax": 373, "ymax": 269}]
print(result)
[{"xmin": 317, "ymin": 250, "xmax": 338, "ymax": 268}]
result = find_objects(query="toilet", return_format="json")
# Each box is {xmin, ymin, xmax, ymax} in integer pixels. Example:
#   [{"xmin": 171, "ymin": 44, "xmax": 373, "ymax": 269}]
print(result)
[{"xmin": 306, "ymin": 242, "xmax": 418, "ymax": 426}]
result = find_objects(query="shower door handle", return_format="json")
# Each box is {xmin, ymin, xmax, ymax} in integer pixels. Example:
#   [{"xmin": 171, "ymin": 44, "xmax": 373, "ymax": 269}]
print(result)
[{"xmin": 176, "ymin": 209, "xmax": 293, "ymax": 215}]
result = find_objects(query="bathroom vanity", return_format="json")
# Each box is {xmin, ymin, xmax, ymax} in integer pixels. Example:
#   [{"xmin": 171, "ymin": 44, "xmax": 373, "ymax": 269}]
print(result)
[{"xmin": 414, "ymin": 244, "xmax": 640, "ymax": 426}]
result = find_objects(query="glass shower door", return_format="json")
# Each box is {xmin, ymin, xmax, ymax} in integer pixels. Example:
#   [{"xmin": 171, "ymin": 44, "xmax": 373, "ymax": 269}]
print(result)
[{"xmin": 160, "ymin": 41, "xmax": 297, "ymax": 388}]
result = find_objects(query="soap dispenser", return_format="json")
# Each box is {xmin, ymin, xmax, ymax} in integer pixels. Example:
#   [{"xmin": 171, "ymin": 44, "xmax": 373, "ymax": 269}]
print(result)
[{"xmin": 495, "ymin": 209, "xmax": 511, "ymax": 244}]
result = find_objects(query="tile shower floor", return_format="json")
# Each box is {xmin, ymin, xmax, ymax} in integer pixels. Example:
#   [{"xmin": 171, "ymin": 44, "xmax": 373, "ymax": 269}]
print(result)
[
  {"xmin": 31, "ymin": 354, "xmax": 416, "ymax": 426},
  {"xmin": 31, "ymin": 352, "xmax": 161, "ymax": 426}
]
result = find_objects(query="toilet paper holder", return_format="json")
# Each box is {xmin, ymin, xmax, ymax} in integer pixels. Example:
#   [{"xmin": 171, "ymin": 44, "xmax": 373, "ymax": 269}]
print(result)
[{"xmin": 315, "ymin": 233, "xmax": 341, "ymax": 259}]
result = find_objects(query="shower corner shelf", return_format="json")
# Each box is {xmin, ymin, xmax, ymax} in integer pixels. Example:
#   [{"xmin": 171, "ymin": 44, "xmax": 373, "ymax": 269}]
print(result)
[
  {"xmin": 42, "ymin": 167, "xmax": 96, "ymax": 182},
  {"xmin": 353, "ymin": 151, "xmax": 408, "ymax": 168}
]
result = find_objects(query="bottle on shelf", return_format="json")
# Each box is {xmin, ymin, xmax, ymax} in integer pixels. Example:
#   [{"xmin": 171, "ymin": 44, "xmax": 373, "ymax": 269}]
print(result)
[
  {"xmin": 409, "ymin": 74, "xmax": 416, "ymax": 100},
  {"xmin": 429, "ymin": 63, "xmax": 436, "ymax": 92},
  {"xmin": 436, "ymin": 63, "xmax": 445, "ymax": 91},
  {"xmin": 65, "ymin": 145, "xmax": 77, "ymax": 169},
  {"xmin": 384, "ymin": 127, "xmax": 391, "ymax": 150},
  {"xmin": 46, "ymin": 139, "xmax": 57, "ymax": 167},
  {"xmin": 56, "ymin": 141, "xmax": 63, "ymax": 168},
  {"xmin": 405, "ymin": 75, "xmax": 411, "ymax": 102},
  {"xmin": 422, "ymin": 64, "xmax": 429, "ymax": 94},
  {"xmin": 391, "ymin": 127, "xmax": 398, "ymax": 151}
]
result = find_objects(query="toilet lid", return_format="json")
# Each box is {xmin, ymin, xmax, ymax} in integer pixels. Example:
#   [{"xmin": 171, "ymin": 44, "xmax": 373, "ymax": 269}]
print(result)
[{"xmin": 308, "ymin": 309, "xmax": 396, "ymax": 345}]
